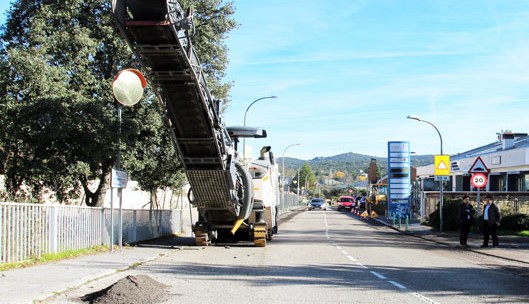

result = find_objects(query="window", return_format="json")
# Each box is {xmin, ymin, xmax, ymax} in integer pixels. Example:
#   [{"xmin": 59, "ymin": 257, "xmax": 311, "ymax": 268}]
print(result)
[{"xmin": 524, "ymin": 175, "xmax": 529, "ymax": 191}]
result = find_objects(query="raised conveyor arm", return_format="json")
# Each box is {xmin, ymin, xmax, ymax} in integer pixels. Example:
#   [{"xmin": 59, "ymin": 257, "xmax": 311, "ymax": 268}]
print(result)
[{"xmin": 112, "ymin": 0, "xmax": 252, "ymax": 224}]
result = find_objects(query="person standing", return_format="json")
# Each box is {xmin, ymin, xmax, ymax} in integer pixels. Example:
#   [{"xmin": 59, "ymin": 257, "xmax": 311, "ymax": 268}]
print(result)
[
  {"xmin": 458, "ymin": 195, "xmax": 474, "ymax": 247},
  {"xmin": 481, "ymin": 195, "xmax": 501, "ymax": 248}
]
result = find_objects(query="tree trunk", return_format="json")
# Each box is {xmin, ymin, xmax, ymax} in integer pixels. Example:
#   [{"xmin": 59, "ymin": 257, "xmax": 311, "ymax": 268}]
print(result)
[{"xmin": 80, "ymin": 169, "xmax": 109, "ymax": 207}]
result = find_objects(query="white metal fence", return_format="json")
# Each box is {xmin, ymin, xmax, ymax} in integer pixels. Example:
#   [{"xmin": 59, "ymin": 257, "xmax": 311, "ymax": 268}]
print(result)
[
  {"xmin": 279, "ymin": 192, "xmax": 305, "ymax": 214},
  {"xmin": 0, "ymin": 203, "xmax": 181, "ymax": 264},
  {"xmin": 1, "ymin": 193, "xmax": 302, "ymax": 265}
]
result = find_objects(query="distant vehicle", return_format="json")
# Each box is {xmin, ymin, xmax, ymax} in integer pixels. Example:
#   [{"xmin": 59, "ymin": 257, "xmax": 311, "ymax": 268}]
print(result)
[
  {"xmin": 367, "ymin": 184, "xmax": 388, "ymax": 205},
  {"xmin": 336, "ymin": 196, "xmax": 355, "ymax": 211},
  {"xmin": 308, "ymin": 198, "xmax": 327, "ymax": 211}
]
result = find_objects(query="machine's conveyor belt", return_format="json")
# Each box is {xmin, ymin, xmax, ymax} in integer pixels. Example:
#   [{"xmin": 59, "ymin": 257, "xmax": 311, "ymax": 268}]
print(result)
[
  {"xmin": 112, "ymin": 0, "xmax": 242, "ymax": 217},
  {"xmin": 113, "ymin": 0, "xmax": 226, "ymax": 171}
]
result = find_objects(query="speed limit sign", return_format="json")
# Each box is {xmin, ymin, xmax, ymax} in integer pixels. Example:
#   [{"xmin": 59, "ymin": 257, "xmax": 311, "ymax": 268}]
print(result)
[{"xmin": 471, "ymin": 173, "xmax": 488, "ymax": 188}]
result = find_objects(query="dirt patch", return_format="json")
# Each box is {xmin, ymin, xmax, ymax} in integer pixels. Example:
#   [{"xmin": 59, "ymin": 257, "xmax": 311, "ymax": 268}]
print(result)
[{"xmin": 82, "ymin": 275, "xmax": 169, "ymax": 304}]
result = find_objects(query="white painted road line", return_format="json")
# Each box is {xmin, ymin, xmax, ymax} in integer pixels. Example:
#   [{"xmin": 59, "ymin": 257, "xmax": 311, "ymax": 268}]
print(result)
[
  {"xmin": 389, "ymin": 280, "xmax": 407, "ymax": 289},
  {"xmin": 323, "ymin": 211, "xmax": 440, "ymax": 304},
  {"xmin": 370, "ymin": 271, "xmax": 387, "ymax": 280}
]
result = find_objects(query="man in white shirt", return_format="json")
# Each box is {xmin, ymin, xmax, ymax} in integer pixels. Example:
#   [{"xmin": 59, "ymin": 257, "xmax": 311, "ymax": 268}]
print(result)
[{"xmin": 481, "ymin": 195, "xmax": 501, "ymax": 248}]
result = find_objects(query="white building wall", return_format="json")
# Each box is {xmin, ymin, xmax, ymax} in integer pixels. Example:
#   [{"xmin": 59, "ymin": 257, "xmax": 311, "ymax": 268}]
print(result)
[{"xmin": 420, "ymin": 146, "xmax": 529, "ymax": 179}]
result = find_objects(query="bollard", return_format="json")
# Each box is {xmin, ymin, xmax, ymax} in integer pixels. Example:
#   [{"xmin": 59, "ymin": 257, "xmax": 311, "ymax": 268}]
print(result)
[
  {"xmin": 405, "ymin": 215, "xmax": 409, "ymax": 232},
  {"xmin": 398, "ymin": 216, "xmax": 402, "ymax": 229},
  {"xmin": 392, "ymin": 213, "xmax": 396, "ymax": 226}
]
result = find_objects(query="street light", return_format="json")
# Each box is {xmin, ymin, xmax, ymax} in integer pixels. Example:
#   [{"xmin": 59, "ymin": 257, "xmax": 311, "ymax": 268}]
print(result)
[
  {"xmin": 282, "ymin": 143, "xmax": 301, "ymax": 191},
  {"xmin": 407, "ymin": 115, "xmax": 445, "ymax": 231},
  {"xmin": 242, "ymin": 96, "xmax": 278, "ymax": 159},
  {"xmin": 406, "ymin": 115, "xmax": 443, "ymax": 154}
]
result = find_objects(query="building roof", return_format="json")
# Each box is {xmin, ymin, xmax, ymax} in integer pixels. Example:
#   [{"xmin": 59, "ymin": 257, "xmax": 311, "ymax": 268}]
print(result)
[{"xmin": 451, "ymin": 132, "xmax": 529, "ymax": 161}]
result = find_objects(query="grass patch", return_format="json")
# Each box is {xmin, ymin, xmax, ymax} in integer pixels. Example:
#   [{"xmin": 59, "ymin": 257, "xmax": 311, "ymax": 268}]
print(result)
[
  {"xmin": 498, "ymin": 230, "xmax": 529, "ymax": 236},
  {"xmin": 0, "ymin": 245, "xmax": 110, "ymax": 272},
  {"xmin": 516, "ymin": 230, "xmax": 529, "ymax": 237}
]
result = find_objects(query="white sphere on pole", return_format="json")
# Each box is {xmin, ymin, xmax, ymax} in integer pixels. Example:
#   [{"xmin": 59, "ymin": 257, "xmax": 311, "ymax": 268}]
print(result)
[{"xmin": 112, "ymin": 69, "xmax": 147, "ymax": 106}]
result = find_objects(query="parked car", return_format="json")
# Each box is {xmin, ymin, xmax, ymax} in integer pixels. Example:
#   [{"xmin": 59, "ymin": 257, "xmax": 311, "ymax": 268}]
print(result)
[
  {"xmin": 336, "ymin": 196, "xmax": 355, "ymax": 211},
  {"xmin": 308, "ymin": 198, "xmax": 327, "ymax": 210}
]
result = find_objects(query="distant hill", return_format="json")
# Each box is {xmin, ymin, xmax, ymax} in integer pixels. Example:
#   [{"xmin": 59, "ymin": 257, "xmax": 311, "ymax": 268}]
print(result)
[{"xmin": 279, "ymin": 152, "xmax": 434, "ymax": 178}]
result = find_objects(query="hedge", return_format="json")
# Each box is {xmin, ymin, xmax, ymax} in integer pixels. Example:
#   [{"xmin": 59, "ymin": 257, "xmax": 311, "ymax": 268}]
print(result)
[{"xmin": 427, "ymin": 199, "xmax": 529, "ymax": 232}]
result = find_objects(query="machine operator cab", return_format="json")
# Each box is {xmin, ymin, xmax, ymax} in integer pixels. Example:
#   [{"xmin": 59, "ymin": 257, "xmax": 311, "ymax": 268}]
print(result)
[{"xmin": 226, "ymin": 126, "xmax": 267, "ymax": 161}]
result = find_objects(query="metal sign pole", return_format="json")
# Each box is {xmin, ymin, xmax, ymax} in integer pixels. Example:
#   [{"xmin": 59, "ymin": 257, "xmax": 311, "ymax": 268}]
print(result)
[
  {"xmin": 110, "ymin": 187, "xmax": 114, "ymax": 252},
  {"xmin": 476, "ymin": 187, "xmax": 481, "ymax": 220},
  {"xmin": 440, "ymin": 180, "xmax": 444, "ymax": 232},
  {"xmin": 118, "ymin": 187, "xmax": 123, "ymax": 251}
]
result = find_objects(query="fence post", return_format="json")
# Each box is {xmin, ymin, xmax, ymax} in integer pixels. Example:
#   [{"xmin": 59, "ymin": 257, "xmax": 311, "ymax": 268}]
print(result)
[
  {"xmin": 0, "ymin": 205, "xmax": 3, "ymax": 262},
  {"xmin": 131, "ymin": 210, "xmax": 137, "ymax": 243},
  {"xmin": 100, "ymin": 208, "xmax": 106, "ymax": 246},
  {"xmin": 49, "ymin": 206, "xmax": 58, "ymax": 254}
]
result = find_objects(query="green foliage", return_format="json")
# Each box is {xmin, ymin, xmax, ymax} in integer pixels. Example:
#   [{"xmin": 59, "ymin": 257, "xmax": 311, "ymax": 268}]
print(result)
[
  {"xmin": 0, "ymin": 0, "xmax": 236, "ymax": 205},
  {"xmin": 0, "ymin": 245, "xmax": 109, "ymax": 271},
  {"xmin": 427, "ymin": 200, "xmax": 529, "ymax": 233},
  {"xmin": 299, "ymin": 163, "xmax": 316, "ymax": 192},
  {"xmin": 499, "ymin": 214, "xmax": 529, "ymax": 231},
  {"xmin": 517, "ymin": 230, "xmax": 529, "ymax": 236},
  {"xmin": 427, "ymin": 198, "xmax": 461, "ymax": 231},
  {"xmin": 0, "ymin": 0, "xmax": 128, "ymax": 205},
  {"xmin": 179, "ymin": 0, "xmax": 237, "ymax": 108}
]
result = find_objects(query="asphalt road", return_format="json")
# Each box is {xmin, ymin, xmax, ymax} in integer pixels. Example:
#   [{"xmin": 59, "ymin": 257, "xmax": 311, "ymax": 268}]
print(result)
[{"xmin": 46, "ymin": 209, "xmax": 529, "ymax": 304}]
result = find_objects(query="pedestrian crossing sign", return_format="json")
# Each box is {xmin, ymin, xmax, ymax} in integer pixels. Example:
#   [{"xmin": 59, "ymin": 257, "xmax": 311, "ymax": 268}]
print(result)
[{"xmin": 434, "ymin": 155, "xmax": 451, "ymax": 176}]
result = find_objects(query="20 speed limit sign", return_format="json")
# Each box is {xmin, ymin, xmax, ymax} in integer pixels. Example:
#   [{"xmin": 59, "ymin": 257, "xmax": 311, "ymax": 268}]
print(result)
[{"xmin": 471, "ymin": 173, "xmax": 488, "ymax": 188}]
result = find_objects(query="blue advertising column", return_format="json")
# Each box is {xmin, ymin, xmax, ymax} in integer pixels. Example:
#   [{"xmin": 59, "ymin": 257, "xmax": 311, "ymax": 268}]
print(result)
[{"xmin": 387, "ymin": 141, "xmax": 411, "ymax": 219}]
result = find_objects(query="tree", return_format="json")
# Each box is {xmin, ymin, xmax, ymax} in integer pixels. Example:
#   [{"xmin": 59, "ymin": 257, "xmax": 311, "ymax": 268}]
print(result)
[
  {"xmin": 0, "ymin": 0, "xmax": 237, "ymax": 205},
  {"xmin": 0, "ymin": 0, "xmax": 140, "ymax": 204},
  {"xmin": 179, "ymin": 0, "xmax": 238, "ymax": 110},
  {"xmin": 299, "ymin": 163, "xmax": 316, "ymax": 192},
  {"xmin": 334, "ymin": 171, "xmax": 346, "ymax": 180}
]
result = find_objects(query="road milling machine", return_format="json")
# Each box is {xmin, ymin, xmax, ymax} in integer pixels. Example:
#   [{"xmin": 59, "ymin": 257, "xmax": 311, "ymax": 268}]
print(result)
[{"xmin": 112, "ymin": 0, "xmax": 280, "ymax": 246}]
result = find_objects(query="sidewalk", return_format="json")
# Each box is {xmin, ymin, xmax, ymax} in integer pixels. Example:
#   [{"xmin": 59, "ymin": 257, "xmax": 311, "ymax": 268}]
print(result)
[
  {"xmin": 0, "ymin": 244, "xmax": 180, "ymax": 304},
  {"xmin": 373, "ymin": 214, "xmax": 529, "ymax": 265}
]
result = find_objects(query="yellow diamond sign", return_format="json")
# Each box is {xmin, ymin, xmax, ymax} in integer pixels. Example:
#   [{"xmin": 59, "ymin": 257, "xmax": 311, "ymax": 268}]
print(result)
[{"xmin": 434, "ymin": 155, "xmax": 451, "ymax": 176}]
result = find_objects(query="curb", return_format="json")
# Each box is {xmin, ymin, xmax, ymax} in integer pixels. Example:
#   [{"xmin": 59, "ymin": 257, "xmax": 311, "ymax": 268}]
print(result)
[{"xmin": 372, "ymin": 217, "xmax": 529, "ymax": 265}]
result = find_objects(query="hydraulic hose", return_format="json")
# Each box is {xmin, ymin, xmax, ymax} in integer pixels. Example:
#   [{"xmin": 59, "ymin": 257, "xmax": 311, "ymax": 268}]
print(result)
[{"xmin": 235, "ymin": 160, "xmax": 254, "ymax": 220}]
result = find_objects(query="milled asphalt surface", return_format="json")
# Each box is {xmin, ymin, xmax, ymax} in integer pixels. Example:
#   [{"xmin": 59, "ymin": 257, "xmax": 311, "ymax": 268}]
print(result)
[{"xmin": 0, "ymin": 207, "xmax": 527, "ymax": 304}]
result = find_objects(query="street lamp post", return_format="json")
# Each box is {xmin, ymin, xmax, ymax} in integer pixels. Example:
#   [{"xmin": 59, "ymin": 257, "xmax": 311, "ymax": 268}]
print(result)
[
  {"xmin": 407, "ymin": 115, "xmax": 445, "ymax": 231},
  {"xmin": 282, "ymin": 143, "xmax": 301, "ymax": 191},
  {"xmin": 242, "ymin": 96, "xmax": 278, "ymax": 159},
  {"xmin": 291, "ymin": 166, "xmax": 301, "ymax": 204}
]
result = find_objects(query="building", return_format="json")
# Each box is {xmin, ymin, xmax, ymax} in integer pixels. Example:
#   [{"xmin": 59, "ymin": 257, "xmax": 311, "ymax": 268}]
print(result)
[{"xmin": 416, "ymin": 131, "xmax": 529, "ymax": 193}]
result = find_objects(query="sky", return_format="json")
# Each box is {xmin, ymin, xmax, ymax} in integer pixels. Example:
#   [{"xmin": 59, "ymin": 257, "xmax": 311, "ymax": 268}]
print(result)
[
  {"xmin": 2, "ymin": 1, "xmax": 529, "ymax": 160},
  {"xmin": 221, "ymin": 0, "xmax": 529, "ymax": 160}
]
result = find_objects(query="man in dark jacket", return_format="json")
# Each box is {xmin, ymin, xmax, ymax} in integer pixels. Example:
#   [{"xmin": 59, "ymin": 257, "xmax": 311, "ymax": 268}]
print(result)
[
  {"xmin": 481, "ymin": 195, "xmax": 501, "ymax": 247},
  {"xmin": 458, "ymin": 195, "xmax": 474, "ymax": 247}
]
